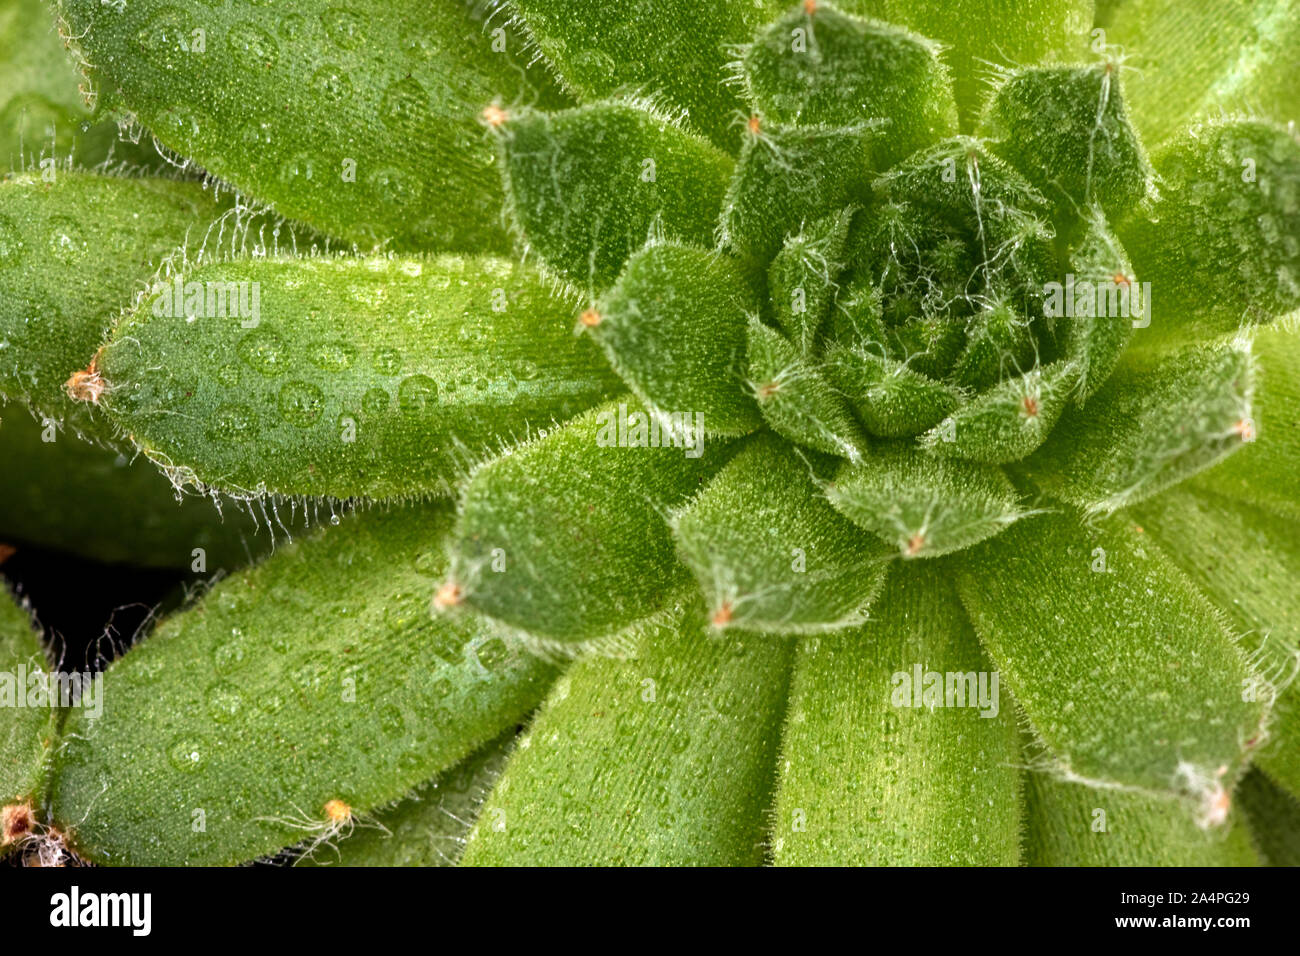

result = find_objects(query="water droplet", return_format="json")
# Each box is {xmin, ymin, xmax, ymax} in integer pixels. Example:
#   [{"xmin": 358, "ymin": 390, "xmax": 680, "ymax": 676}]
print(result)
[
  {"xmin": 310, "ymin": 65, "xmax": 353, "ymax": 101},
  {"xmin": 227, "ymin": 21, "xmax": 279, "ymax": 63},
  {"xmin": 240, "ymin": 122, "xmax": 274, "ymax": 148},
  {"xmin": 210, "ymin": 403, "xmax": 258, "ymax": 442},
  {"xmin": 278, "ymin": 13, "xmax": 306, "ymax": 39},
  {"xmin": 238, "ymin": 328, "xmax": 288, "ymax": 377},
  {"xmin": 289, "ymin": 652, "xmax": 329, "ymax": 702},
  {"xmin": 279, "ymin": 380, "xmax": 325, "ymax": 428},
  {"xmin": 398, "ymin": 374, "xmax": 438, "ymax": 414},
  {"xmin": 362, "ymin": 387, "xmax": 390, "ymax": 416},
  {"xmin": 216, "ymin": 362, "xmax": 241, "ymax": 387},
  {"xmin": 321, "ymin": 8, "xmax": 365, "ymax": 48},
  {"xmin": 167, "ymin": 735, "xmax": 207, "ymax": 773},
  {"xmin": 309, "ymin": 340, "xmax": 355, "ymax": 372},
  {"xmin": 154, "ymin": 105, "xmax": 205, "ymax": 147},
  {"xmin": 46, "ymin": 216, "xmax": 85, "ymax": 264},
  {"xmin": 205, "ymin": 681, "xmax": 244, "ymax": 723},
  {"xmin": 413, "ymin": 551, "xmax": 442, "ymax": 577},
  {"xmin": 213, "ymin": 635, "xmax": 249, "ymax": 674},
  {"xmin": 389, "ymin": 753, "xmax": 420, "ymax": 778},
  {"xmin": 380, "ymin": 77, "xmax": 428, "ymax": 129},
  {"xmin": 373, "ymin": 348, "xmax": 402, "ymax": 376},
  {"xmin": 136, "ymin": 6, "xmax": 194, "ymax": 66}
]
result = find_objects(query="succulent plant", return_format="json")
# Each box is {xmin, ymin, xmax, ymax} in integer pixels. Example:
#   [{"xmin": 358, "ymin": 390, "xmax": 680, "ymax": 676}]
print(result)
[{"xmin": 1, "ymin": 0, "xmax": 1298, "ymax": 868}]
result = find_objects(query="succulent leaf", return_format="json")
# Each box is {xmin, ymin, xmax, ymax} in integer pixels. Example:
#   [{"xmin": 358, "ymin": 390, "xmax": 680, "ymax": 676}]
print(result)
[
  {"xmin": 982, "ymin": 62, "xmax": 1153, "ymax": 222},
  {"xmin": 1027, "ymin": 338, "xmax": 1255, "ymax": 514},
  {"xmin": 502, "ymin": 0, "xmax": 768, "ymax": 149},
  {"xmin": 823, "ymin": 344, "xmax": 962, "ymax": 438},
  {"xmin": 747, "ymin": 317, "xmax": 867, "ymax": 459},
  {"xmin": 1190, "ymin": 324, "xmax": 1300, "ymax": 522},
  {"xmin": 591, "ymin": 242, "xmax": 763, "ymax": 436},
  {"xmin": 1105, "ymin": 0, "xmax": 1300, "ymax": 145},
  {"xmin": 827, "ymin": 444, "xmax": 1025, "ymax": 558},
  {"xmin": 955, "ymin": 511, "xmax": 1268, "ymax": 805},
  {"xmin": 50, "ymin": 504, "xmax": 559, "ymax": 866},
  {"xmin": 446, "ymin": 399, "xmax": 725, "ymax": 645},
  {"xmin": 767, "ymin": 206, "xmax": 856, "ymax": 354},
  {"xmin": 771, "ymin": 564, "xmax": 1022, "ymax": 865},
  {"xmin": 461, "ymin": 602, "xmax": 792, "ymax": 865},
  {"xmin": 1120, "ymin": 120, "xmax": 1300, "ymax": 343},
  {"xmin": 0, "ymin": 172, "xmax": 226, "ymax": 430},
  {"xmin": 671, "ymin": 434, "xmax": 888, "ymax": 633},
  {"xmin": 55, "ymin": 0, "xmax": 563, "ymax": 252},
  {"xmin": 1130, "ymin": 487, "xmax": 1300, "ymax": 797},
  {"xmin": 95, "ymin": 255, "xmax": 620, "ymax": 500},
  {"xmin": 951, "ymin": 300, "xmax": 1039, "ymax": 392},
  {"xmin": 920, "ymin": 360, "xmax": 1078, "ymax": 463},
  {"xmin": 742, "ymin": 3, "xmax": 957, "ymax": 166},
  {"xmin": 0, "ymin": 587, "xmax": 56, "ymax": 818},
  {"xmin": 1056, "ymin": 208, "xmax": 1137, "ymax": 398},
  {"xmin": 723, "ymin": 121, "xmax": 876, "ymax": 264},
  {"xmin": 498, "ymin": 101, "xmax": 734, "ymax": 289},
  {"xmin": 1025, "ymin": 772, "xmax": 1260, "ymax": 866}
]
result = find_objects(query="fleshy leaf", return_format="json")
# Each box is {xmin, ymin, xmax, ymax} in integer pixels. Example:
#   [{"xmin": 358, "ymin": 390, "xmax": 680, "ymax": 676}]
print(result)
[
  {"xmin": 827, "ymin": 444, "xmax": 1026, "ymax": 558},
  {"xmin": 0, "ymin": 172, "xmax": 225, "ymax": 430},
  {"xmin": 445, "ymin": 399, "xmax": 725, "ymax": 644},
  {"xmin": 1130, "ymin": 487, "xmax": 1300, "ymax": 797},
  {"xmin": 955, "ymin": 511, "xmax": 1267, "ymax": 811},
  {"xmin": 498, "ymin": 101, "xmax": 733, "ymax": 289},
  {"xmin": 982, "ymin": 63, "xmax": 1153, "ymax": 222},
  {"xmin": 839, "ymin": 0, "xmax": 1093, "ymax": 129},
  {"xmin": 919, "ymin": 361, "xmax": 1078, "ymax": 463},
  {"xmin": 49, "ymin": 504, "xmax": 559, "ymax": 866},
  {"xmin": 1025, "ymin": 772, "xmax": 1259, "ymax": 866},
  {"xmin": 1056, "ymin": 208, "xmax": 1138, "ymax": 398},
  {"xmin": 96, "ymin": 256, "xmax": 620, "ymax": 500},
  {"xmin": 1120, "ymin": 120, "xmax": 1300, "ymax": 343},
  {"xmin": 1190, "ymin": 324, "xmax": 1300, "ymax": 522},
  {"xmin": 747, "ymin": 318, "xmax": 866, "ymax": 460},
  {"xmin": 671, "ymin": 434, "xmax": 888, "ymax": 633},
  {"xmin": 951, "ymin": 300, "xmax": 1038, "ymax": 392},
  {"xmin": 504, "ymin": 0, "xmax": 768, "ymax": 149},
  {"xmin": 460, "ymin": 603, "xmax": 792, "ymax": 865},
  {"xmin": 1105, "ymin": 0, "xmax": 1300, "ymax": 145},
  {"xmin": 771, "ymin": 563, "xmax": 1022, "ymax": 866},
  {"xmin": 767, "ymin": 206, "xmax": 855, "ymax": 354},
  {"xmin": 824, "ymin": 345, "xmax": 962, "ymax": 438},
  {"xmin": 722, "ymin": 121, "xmax": 876, "ymax": 264},
  {"xmin": 590, "ymin": 242, "xmax": 762, "ymax": 436},
  {"xmin": 824, "ymin": 273, "xmax": 887, "ymax": 349},
  {"xmin": 742, "ymin": 3, "xmax": 957, "ymax": 166},
  {"xmin": 1238, "ymin": 770, "xmax": 1300, "ymax": 865},
  {"xmin": 56, "ymin": 0, "xmax": 564, "ymax": 251},
  {"xmin": 302, "ymin": 734, "xmax": 512, "ymax": 867},
  {"xmin": 1, "ymin": 587, "xmax": 56, "ymax": 826},
  {"xmin": 1026, "ymin": 338, "xmax": 1255, "ymax": 514}
]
